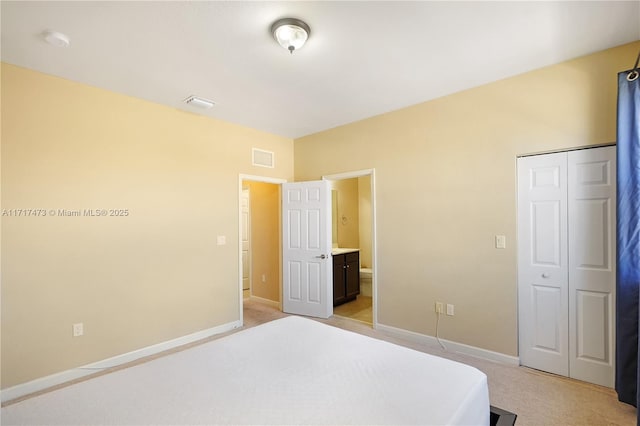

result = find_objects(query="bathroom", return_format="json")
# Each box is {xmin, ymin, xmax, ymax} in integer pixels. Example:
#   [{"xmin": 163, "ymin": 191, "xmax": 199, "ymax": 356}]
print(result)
[{"xmin": 330, "ymin": 175, "xmax": 373, "ymax": 324}]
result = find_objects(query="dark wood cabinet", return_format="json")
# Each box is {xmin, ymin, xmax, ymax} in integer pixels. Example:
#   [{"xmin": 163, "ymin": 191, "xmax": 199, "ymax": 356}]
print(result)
[{"xmin": 333, "ymin": 251, "xmax": 360, "ymax": 306}]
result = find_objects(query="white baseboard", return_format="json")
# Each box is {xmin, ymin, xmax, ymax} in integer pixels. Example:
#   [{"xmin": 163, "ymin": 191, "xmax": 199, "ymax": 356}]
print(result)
[
  {"xmin": 248, "ymin": 295, "xmax": 280, "ymax": 309},
  {"xmin": 375, "ymin": 322, "xmax": 519, "ymax": 366},
  {"xmin": 1, "ymin": 320, "xmax": 241, "ymax": 403}
]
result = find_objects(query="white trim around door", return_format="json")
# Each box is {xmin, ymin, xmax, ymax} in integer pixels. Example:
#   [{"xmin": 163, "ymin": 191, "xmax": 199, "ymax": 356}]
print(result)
[
  {"xmin": 322, "ymin": 169, "xmax": 378, "ymax": 328},
  {"xmin": 238, "ymin": 174, "xmax": 287, "ymax": 327}
]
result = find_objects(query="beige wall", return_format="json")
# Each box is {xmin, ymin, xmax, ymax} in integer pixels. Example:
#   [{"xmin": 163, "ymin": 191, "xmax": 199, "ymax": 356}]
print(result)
[
  {"xmin": 331, "ymin": 178, "xmax": 360, "ymax": 249},
  {"xmin": 245, "ymin": 181, "xmax": 280, "ymax": 302},
  {"xmin": 294, "ymin": 41, "xmax": 640, "ymax": 356},
  {"xmin": 3, "ymin": 40, "xmax": 637, "ymax": 388},
  {"xmin": 1, "ymin": 64, "xmax": 293, "ymax": 388},
  {"xmin": 358, "ymin": 175, "xmax": 372, "ymax": 269}
]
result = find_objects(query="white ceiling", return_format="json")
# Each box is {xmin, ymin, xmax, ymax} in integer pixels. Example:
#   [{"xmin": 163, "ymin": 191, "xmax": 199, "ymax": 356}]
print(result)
[{"xmin": 2, "ymin": 1, "xmax": 639, "ymax": 139}]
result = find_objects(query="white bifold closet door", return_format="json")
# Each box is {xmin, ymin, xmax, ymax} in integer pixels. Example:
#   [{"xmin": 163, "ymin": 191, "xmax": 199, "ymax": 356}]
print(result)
[{"xmin": 517, "ymin": 146, "xmax": 616, "ymax": 387}]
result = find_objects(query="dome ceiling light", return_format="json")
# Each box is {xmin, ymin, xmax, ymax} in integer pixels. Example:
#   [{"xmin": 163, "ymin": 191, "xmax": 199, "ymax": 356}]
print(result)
[
  {"xmin": 42, "ymin": 30, "xmax": 70, "ymax": 48},
  {"xmin": 270, "ymin": 18, "xmax": 310, "ymax": 54}
]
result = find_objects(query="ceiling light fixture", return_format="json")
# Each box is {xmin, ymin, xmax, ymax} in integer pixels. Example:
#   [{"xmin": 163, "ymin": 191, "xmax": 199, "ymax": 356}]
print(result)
[
  {"xmin": 42, "ymin": 30, "xmax": 70, "ymax": 48},
  {"xmin": 183, "ymin": 95, "xmax": 215, "ymax": 109},
  {"xmin": 270, "ymin": 18, "xmax": 310, "ymax": 54}
]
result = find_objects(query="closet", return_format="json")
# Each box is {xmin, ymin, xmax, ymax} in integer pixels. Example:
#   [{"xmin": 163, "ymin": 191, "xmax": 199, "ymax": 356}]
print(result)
[{"xmin": 517, "ymin": 145, "xmax": 615, "ymax": 387}]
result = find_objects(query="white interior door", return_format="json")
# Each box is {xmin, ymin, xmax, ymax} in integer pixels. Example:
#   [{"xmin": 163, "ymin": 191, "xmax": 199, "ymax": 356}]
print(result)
[
  {"xmin": 518, "ymin": 152, "xmax": 569, "ymax": 377},
  {"xmin": 241, "ymin": 187, "xmax": 251, "ymax": 292},
  {"xmin": 282, "ymin": 180, "xmax": 332, "ymax": 318},
  {"xmin": 568, "ymin": 146, "xmax": 616, "ymax": 387}
]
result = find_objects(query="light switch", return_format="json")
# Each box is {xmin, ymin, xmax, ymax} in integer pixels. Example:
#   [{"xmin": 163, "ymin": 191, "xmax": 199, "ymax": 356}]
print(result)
[
  {"xmin": 495, "ymin": 235, "xmax": 506, "ymax": 249},
  {"xmin": 217, "ymin": 235, "xmax": 226, "ymax": 246},
  {"xmin": 72, "ymin": 323, "xmax": 84, "ymax": 337}
]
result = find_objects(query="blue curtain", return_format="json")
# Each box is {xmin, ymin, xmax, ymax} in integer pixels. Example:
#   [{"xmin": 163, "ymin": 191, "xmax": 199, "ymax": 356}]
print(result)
[{"xmin": 616, "ymin": 56, "xmax": 640, "ymax": 422}]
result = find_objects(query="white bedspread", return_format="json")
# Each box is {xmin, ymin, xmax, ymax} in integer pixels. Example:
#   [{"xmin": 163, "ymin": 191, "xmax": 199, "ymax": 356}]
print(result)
[{"xmin": 2, "ymin": 316, "xmax": 489, "ymax": 425}]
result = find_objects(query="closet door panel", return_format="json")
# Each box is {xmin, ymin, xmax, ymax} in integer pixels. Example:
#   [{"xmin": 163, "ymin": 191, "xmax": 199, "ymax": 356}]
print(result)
[
  {"xmin": 568, "ymin": 146, "xmax": 616, "ymax": 388},
  {"xmin": 517, "ymin": 152, "xmax": 569, "ymax": 377}
]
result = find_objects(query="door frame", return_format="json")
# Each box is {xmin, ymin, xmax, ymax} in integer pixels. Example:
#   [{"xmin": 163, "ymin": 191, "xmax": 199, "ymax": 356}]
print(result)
[
  {"xmin": 238, "ymin": 174, "xmax": 287, "ymax": 327},
  {"xmin": 323, "ymin": 169, "xmax": 378, "ymax": 328}
]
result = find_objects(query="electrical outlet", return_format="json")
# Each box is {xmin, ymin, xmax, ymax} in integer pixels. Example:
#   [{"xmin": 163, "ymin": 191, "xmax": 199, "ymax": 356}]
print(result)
[
  {"xmin": 446, "ymin": 304, "xmax": 455, "ymax": 316},
  {"xmin": 435, "ymin": 302, "xmax": 444, "ymax": 314},
  {"xmin": 261, "ymin": 274, "xmax": 266, "ymax": 283},
  {"xmin": 72, "ymin": 323, "xmax": 84, "ymax": 337}
]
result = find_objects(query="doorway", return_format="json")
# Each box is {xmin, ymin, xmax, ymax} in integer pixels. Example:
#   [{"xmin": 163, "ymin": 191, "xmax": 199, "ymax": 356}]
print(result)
[
  {"xmin": 238, "ymin": 174, "xmax": 286, "ymax": 326},
  {"xmin": 238, "ymin": 171, "xmax": 378, "ymax": 328},
  {"xmin": 241, "ymin": 186, "xmax": 251, "ymax": 298},
  {"xmin": 324, "ymin": 169, "xmax": 377, "ymax": 327}
]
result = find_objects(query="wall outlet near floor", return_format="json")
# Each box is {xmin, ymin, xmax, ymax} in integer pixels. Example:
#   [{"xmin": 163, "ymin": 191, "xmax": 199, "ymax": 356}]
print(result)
[
  {"xmin": 72, "ymin": 322, "xmax": 84, "ymax": 337},
  {"xmin": 446, "ymin": 304, "xmax": 455, "ymax": 316},
  {"xmin": 435, "ymin": 302, "xmax": 444, "ymax": 314},
  {"xmin": 261, "ymin": 274, "xmax": 266, "ymax": 283}
]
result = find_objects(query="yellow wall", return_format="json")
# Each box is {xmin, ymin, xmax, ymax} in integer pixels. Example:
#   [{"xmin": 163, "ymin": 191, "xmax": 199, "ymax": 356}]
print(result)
[
  {"xmin": 331, "ymin": 178, "xmax": 360, "ymax": 249},
  {"xmin": 1, "ymin": 64, "xmax": 293, "ymax": 388},
  {"xmin": 294, "ymin": 41, "xmax": 640, "ymax": 356},
  {"xmin": 358, "ymin": 175, "xmax": 372, "ymax": 269},
  {"xmin": 3, "ymin": 40, "xmax": 638, "ymax": 389},
  {"xmin": 245, "ymin": 181, "xmax": 280, "ymax": 302}
]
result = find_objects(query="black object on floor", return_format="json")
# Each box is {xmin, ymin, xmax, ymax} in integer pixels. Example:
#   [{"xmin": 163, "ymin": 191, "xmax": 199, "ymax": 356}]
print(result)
[{"xmin": 490, "ymin": 405, "xmax": 517, "ymax": 426}]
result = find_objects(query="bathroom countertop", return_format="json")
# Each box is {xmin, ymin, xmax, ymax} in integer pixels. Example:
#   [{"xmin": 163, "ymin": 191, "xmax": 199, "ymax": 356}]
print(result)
[{"xmin": 331, "ymin": 248, "xmax": 359, "ymax": 255}]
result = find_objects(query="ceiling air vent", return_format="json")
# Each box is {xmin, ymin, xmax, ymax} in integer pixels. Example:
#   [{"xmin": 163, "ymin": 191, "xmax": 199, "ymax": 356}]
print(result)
[
  {"xmin": 183, "ymin": 95, "xmax": 215, "ymax": 109},
  {"xmin": 252, "ymin": 148, "xmax": 274, "ymax": 168}
]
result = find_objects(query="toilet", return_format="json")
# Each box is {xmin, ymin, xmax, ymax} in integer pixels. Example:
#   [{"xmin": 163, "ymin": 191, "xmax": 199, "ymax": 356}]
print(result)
[{"xmin": 360, "ymin": 268, "xmax": 373, "ymax": 297}]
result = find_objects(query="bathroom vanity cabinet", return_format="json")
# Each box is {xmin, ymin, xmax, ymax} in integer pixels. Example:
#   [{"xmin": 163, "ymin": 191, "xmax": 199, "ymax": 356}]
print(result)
[{"xmin": 332, "ymin": 250, "xmax": 360, "ymax": 306}]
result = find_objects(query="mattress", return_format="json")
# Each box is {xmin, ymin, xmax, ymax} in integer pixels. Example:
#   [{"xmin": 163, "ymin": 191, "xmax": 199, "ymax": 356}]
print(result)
[{"xmin": 2, "ymin": 316, "xmax": 489, "ymax": 425}]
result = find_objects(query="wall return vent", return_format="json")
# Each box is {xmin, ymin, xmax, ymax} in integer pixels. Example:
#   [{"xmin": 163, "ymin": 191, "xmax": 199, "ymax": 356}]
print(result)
[{"xmin": 252, "ymin": 148, "xmax": 275, "ymax": 168}]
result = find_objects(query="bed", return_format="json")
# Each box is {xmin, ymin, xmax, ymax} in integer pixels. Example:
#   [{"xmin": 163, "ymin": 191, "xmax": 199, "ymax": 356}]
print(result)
[{"xmin": 2, "ymin": 316, "xmax": 490, "ymax": 425}]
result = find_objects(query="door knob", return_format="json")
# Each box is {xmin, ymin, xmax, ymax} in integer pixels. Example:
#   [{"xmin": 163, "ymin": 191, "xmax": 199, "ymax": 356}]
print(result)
[
  {"xmin": 315, "ymin": 254, "xmax": 328, "ymax": 259},
  {"xmin": 542, "ymin": 273, "xmax": 550, "ymax": 278}
]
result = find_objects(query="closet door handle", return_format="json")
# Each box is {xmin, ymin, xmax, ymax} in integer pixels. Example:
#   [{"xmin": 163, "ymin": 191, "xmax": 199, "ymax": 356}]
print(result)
[{"xmin": 541, "ymin": 273, "xmax": 550, "ymax": 278}]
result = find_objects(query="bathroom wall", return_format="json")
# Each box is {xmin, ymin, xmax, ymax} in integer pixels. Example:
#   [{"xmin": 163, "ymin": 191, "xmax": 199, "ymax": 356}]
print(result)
[
  {"xmin": 358, "ymin": 175, "xmax": 372, "ymax": 269},
  {"xmin": 331, "ymin": 176, "xmax": 372, "ymax": 267},
  {"xmin": 331, "ymin": 179, "xmax": 360, "ymax": 249}
]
